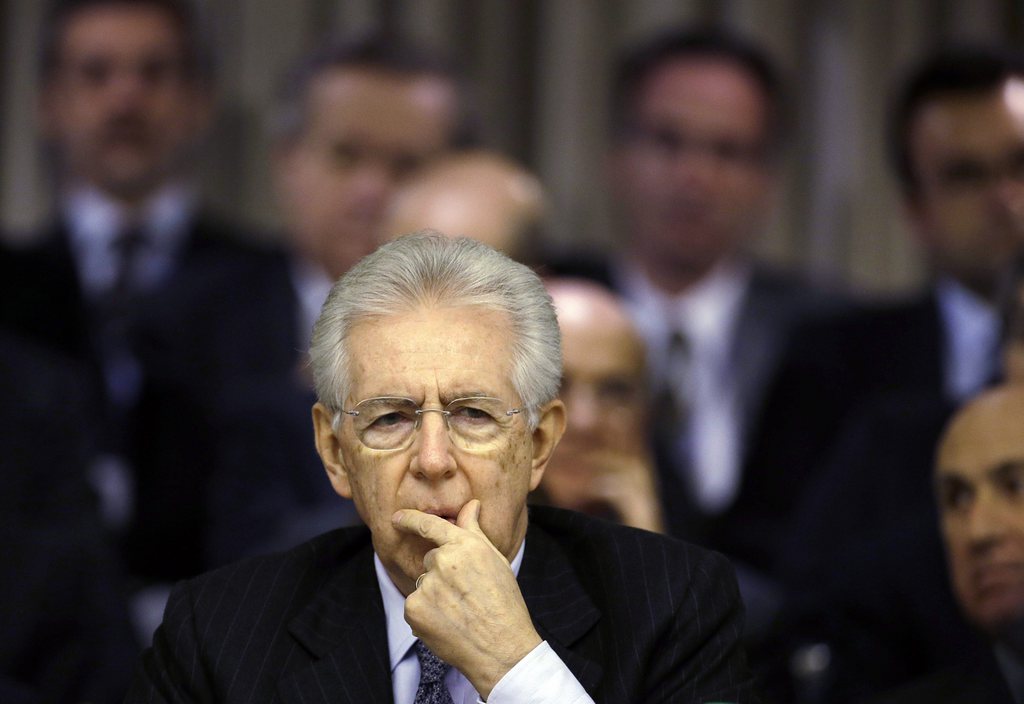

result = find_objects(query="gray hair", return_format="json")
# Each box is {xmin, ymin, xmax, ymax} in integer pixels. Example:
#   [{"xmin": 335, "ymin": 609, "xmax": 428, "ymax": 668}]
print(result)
[{"xmin": 310, "ymin": 231, "xmax": 561, "ymax": 428}]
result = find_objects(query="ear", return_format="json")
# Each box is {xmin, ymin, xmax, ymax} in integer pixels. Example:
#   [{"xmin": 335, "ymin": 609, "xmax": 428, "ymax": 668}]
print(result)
[
  {"xmin": 528, "ymin": 399, "xmax": 566, "ymax": 491},
  {"xmin": 312, "ymin": 402, "xmax": 353, "ymax": 499}
]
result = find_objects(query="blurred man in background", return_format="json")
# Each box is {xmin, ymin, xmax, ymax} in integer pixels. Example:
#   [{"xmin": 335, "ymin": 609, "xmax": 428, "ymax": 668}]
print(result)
[
  {"xmin": 753, "ymin": 45, "xmax": 1024, "ymax": 521},
  {"xmin": 381, "ymin": 150, "xmax": 546, "ymax": 262},
  {"xmin": 540, "ymin": 278, "xmax": 663, "ymax": 533},
  {"xmin": 868, "ymin": 386, "xmax": 1024, "ymax": 703},
  {"xmin": 0, "ymin": 0, "xmax": 264, "ymax": 640},
  {"xmin": 553, "ymin": 26, "xmax": 843, "ymax": 573},
  {"xmin": 203, "ymin": 34, "xmax": 470, "ymax": 564}
]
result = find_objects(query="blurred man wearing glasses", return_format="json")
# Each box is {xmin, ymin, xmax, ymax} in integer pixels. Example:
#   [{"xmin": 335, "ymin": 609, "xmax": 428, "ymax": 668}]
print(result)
[
  {"xmin": 538, "ymin": 277, "xmax": 664, "ymax": 533},
  {"xmin": 128, "ymin": 233, "xmax": 755, "ymax": 703}
]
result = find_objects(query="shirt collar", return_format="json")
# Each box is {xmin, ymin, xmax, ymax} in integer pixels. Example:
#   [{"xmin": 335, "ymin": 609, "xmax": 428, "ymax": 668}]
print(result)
[
  {"xmin": 289, "ymin": 256, "xmax": 335, "ymax": 351},
  {"xmin": 995, "ymin": 644, "xmax": 1024, "ymax": 704},
  {"xmin": 617, "ymin": 257, "xmax": 750, "ymax": 379},
  {"xmin": 374, "ymin": 538, "xmax": 527, "ymax": 673},
  {"xmin": 936, "ymin": 277, "xmax": 1000, "ymax": 397},
  {"xmin": 64, "ymin": 182, "xmax": 196, "ymax": 254}
]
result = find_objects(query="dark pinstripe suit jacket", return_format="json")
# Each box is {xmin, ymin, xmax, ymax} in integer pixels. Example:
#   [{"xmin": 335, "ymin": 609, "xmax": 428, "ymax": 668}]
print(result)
[{"xmin": 127, "ymin": 506, "xmax": 755, "ymax": 703}]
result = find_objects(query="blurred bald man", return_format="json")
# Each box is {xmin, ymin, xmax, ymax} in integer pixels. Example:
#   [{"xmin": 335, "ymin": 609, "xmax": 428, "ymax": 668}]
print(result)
[
  {"xmin": 541, "ymin": 278, "xmax": 663, "ymax": 532},
  {"xmin": 382, "ymin": 151, "xmax": 546, "ymax": 262},
  {"xmin": 869, "ymin": 387, "xmax": 1024, "ymax": 703}
]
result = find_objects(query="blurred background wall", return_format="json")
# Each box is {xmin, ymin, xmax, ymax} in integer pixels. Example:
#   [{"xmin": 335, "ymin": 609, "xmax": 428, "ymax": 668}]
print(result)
[{"xmin": 2, "ymin": 0, "xmax": 1022, "ymax": 294}]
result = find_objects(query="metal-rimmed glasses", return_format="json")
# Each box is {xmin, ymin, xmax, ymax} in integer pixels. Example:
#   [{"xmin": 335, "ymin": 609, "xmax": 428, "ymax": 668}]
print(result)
[{"xmin": 338, "ymin": 396, "xmax": 522, "ymax": 451}]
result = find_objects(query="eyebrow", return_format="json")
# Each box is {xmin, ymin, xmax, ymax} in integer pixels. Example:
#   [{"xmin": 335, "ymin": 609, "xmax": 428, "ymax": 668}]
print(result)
[
  {"xmin": 990, "ymin": 460, "xmax": 1024, "ymax": 482},
  {"xmin": 935, "ymin": 459, "xmax": 1024, "ymax": 488}
]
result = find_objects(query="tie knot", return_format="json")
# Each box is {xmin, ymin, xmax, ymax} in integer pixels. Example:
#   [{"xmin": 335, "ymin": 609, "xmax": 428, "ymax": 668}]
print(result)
[{"xmin": 414, "ymin": 640, "xmax": 450, "ymax": 686}]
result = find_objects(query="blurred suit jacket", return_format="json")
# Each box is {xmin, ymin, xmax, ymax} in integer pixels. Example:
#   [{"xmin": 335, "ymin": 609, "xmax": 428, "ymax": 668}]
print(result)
[
  {"xmin": 194, "ymin": 249, "xmax": 358, "ymax": 566},
  {"xmin": 0, "ymin": 214, "xmax": 264, "ymax": 581},
  {"xmin": 0, "ymin": 329, "xmax": 138, "ymax": 704},
  {"xmin": 543, "ymin": 256, "xmax": 846, "ymax": 568},
  {"xmin": 127, "ymin": 506, "xmax": 756, "ymax": 704},
  {"xmin": 865, "ymin": 642, "xmax": 1013, "ymax": 704}
]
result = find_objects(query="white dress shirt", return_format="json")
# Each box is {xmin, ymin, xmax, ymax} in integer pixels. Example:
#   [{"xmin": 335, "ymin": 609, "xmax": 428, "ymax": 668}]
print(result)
[
  {"xmin": 618, "ymin": 258, "xmax": 750, "ymax": 513},
  {"xmin": 374, "ymin": 541, "xmax": 593, "ymax": 704},
  {"xmin": 289, "ymin": 257, "xmax": 335, "ymax": 352},
  {"xmin": 936, "ymin": 278, "xmax": 1000, "ymax": 401},
  {"xmin": 64, "ymin": 183, "xmax": 195, "ymax": 298}
]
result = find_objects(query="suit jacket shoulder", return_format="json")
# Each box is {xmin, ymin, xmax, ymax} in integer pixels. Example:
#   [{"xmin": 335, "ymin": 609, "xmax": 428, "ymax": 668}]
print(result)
[
  {"xmin": 524, "ymin": 507, "xmax": 756, "ymax": 702},
  {"xmin": 129, "ymin": 508, "xmax": 756, "ymax": 703}
]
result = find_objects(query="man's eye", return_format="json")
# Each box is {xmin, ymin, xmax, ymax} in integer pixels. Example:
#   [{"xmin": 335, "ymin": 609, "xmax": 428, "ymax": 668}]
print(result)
[
  {"xmin": 941, "ymin": 160, "xmax": 989, "ymax": 188},
  {"xmin": 1007, "ymin": 150, "xmax": 1024, "ymax": 181},
  {"xmin": 940, "ymin": 481, "xmax": 974, "ymax": 512},
  {"xmin": 369, "ymin": 411, "xmax": 413, "ymax": 428},
  {"xmin": 330, "ymin": 144, "xmax": 362, "ymax": 168},
  {"xmin": 137, "ymin": 57, "xmax": 180, "ymax": 86},
  {"xmin": 997, "ymin": 469, "xmax": 1024, "ymax": 499},
  {"xmin": 712, "ymin": 139, "xmax": 761, "ymax": 165},
  {"xmin": 596, "ymin": 378, "xmax": 640, "ymax": 406},
  {"xmin": 77, "ymin": 59, "xmax": 114, "ymax": 87},
  {"xmin": 451, "ymin": 406, "xmax": 494, "ymax": 423}
]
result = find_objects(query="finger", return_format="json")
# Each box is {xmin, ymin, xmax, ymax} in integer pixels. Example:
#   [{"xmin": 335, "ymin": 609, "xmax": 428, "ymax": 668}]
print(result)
[
  {"xmin": 392, "ymin": 509, "xmax": 461, "ymax": 546},
  {"xmin": 455, "ymin": 498, "xmax": 483, "ymax": 534},
  {"xmin": 455, "ymin": 499, "xmax": 510, "ymax": 562}
]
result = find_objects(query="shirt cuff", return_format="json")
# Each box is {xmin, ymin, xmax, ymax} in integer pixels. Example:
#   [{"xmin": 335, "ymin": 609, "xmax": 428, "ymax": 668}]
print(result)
[{"xmin": 480, "ymin": 641, "xmax": 594, "ymax": 704}]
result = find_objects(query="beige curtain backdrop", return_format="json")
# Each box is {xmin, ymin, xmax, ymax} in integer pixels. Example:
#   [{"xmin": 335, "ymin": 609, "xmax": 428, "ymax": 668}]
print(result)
[{"xmin": 1, "ymin": 0, "xmax": 1021, "ymax": 294}]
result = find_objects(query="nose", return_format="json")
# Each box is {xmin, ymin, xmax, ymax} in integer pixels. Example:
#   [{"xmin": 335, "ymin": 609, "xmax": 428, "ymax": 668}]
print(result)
[
  {"xmin": 410, "ymin": 410, "xmax": 457, "ymax": 481},
  {"xmin": 106, "ymin": 66, "xmax": 150, "ymax": 106},
  {"xmin": 349, "ymin": 160, "xmax": 398, "ymax": 213},
  {"xmin": 967, "ymin": 490, "xmax": 1009, "ymax": 551},
  {"xmin": 566, "ymin": 387, "xmax": 601, "ymax": 435}
]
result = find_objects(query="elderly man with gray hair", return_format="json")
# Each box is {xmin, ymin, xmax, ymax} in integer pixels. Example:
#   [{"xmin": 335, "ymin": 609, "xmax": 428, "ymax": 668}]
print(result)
[{"xmin": 128, "ymin": 233, "xmax": 755, "ymax": 703}]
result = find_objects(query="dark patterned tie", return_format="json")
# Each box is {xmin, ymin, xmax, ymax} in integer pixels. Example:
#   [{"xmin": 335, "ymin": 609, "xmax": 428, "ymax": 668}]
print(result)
[
  {"xmin": 414, "ymin": 640, "xmax": 454, "ymax": 704},
  {"xmin": 654, "ymin": 329, "xmax": 694, "ymax": 479}
]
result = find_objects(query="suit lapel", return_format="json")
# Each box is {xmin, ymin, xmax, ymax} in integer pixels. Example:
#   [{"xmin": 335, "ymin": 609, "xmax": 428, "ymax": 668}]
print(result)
[
  {"xmin": 730, "ymin": 270, "xmax": 787, "ymax": 447},
  {"xmin": 518, "ymin": 522, "xmax": 603, "ymax": 695},
  {"xmin": 278, "ymin": 541, "xmax": 394, "ymax": 704}
]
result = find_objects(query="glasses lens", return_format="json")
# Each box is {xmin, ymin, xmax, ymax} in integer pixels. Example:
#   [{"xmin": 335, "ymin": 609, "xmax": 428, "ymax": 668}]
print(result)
[
  {"xmin": 352, "ymin": 398, "xmax": 419, "ymax": 450},
  {"xmin": 445, "ymin": 397, "xmax": 514, "ymax": 450}
]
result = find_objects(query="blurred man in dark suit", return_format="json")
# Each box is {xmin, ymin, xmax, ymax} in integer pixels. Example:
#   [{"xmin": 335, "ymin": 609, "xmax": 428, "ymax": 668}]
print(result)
[
  {"xmin": 0, "ymin": 0, "xmax": 256, "ymax": 571},
  {"xmin": 203, "ymin": 35, "xmax": 469, "ymax": 564},
  {"xmin": 128, "ymin": 233, "xmax": 755, "ymax": 703},
  {"xmin": 0, "ymin": 329, "xmax": 138, "ymax": 703},
  {"xmin": 772, "ymin": 254, "xmax": 1024, "ymax": 703},
  {"xmin": 868, "ymin": 385, "xmax": 1024, "ymax": 703},
  {"xmin": 550, "ymin": 27, "xmax": 843, "ymax": 570},
  {"xmin": 751, "ymin": 46, "xmax": 1024, "ymax": 511},
  {"xmin": 0, "ymin": 0, "xmax": 271, "ymax": 641}
]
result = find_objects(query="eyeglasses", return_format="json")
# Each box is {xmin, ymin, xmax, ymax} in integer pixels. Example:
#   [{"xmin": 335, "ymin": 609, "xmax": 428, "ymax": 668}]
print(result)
[{"xmin": 338, "ymin": 396, "xmax": 522, "ymax": 451}]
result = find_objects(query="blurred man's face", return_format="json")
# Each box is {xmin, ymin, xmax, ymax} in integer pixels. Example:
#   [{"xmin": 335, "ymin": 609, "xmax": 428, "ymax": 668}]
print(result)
[
  {"xmin": 40, "ymin": 4, "xmax": 209, "ymax": 203},
  {"xmin": 937, "ymin": 388, "xmax": 1024, "ymax": 636},
  {"xmin": 611, "ymin": 57, "xmax": 774, "ymax": 290},
  {"xmin": 906, "ymin": 82, "xmax": 1024, "ymax": 299},
  {"xmin": 277, "ymin": 68, "xmax": 457, "ymax": 279},
  {"xmin": 544, "ymin": 285, "xmax": 648, "ymax": 511}
]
